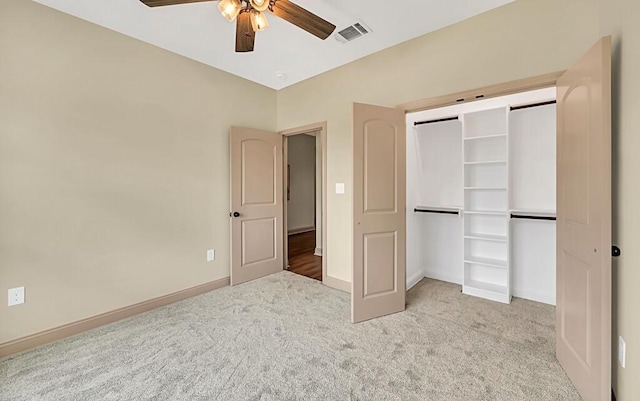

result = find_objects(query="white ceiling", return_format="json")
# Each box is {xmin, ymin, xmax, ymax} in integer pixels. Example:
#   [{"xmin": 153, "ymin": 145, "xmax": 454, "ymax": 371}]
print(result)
[{"xmin": 33, "ymin": 0, "xmax": 514, "ymax": 90}]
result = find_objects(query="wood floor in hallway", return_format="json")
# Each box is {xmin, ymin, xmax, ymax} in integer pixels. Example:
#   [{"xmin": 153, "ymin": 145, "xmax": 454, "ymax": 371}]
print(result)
[{"xmin": 288, "ymin": 230, "xmax": 322, "ymax": 281}]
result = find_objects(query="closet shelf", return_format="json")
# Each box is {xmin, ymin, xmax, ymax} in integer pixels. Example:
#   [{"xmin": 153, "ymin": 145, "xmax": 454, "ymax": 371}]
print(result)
[
  {"xmin": 464, "ymin": 256, "xmax": 508, "ymax": 268},
  {"xmin": 464, "ymin": 233, "xmax": 508, "ymax": 242},
  {"xmin": 463, "ymin": 134, "xmax": 507, "ymax": 141},
  {"xmin": 464, "ymin": 280, "xmax": 508, "ymax": 294},
  {"xmin": 464, "ymin": 187, "xmax": 507, "ymax": 190},
  {"xmin": 463, "ymin": 210, "xmax": 508, "ymax": 216},
  {"xmin": 463, "ymin": 160, "xmax": 507, "ymax": 166},
  {"xmin": 463, "ymin": 281, "xmax": 509, "ymax": 301}
]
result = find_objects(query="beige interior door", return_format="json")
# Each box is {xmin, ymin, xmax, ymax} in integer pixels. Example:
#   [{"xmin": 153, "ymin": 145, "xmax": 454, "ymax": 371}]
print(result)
[
  {"xmin": 230, "ymin": 126, "xmax": 283, "ymax": 285},
  {"xmin": 352, "ymin": 103, "xmax": 406, "ymax": 323},
  {"xmin": 556, "ymin": 37, "xmax": 612, "ymax": 401}
]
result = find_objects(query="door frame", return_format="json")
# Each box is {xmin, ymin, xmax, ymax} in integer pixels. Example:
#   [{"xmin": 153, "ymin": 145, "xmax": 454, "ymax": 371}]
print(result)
[
  {"xmin": 397, "ymin": 72, "xmax": 565, "ymax": 296},
  {"xmin": 397, "ymin": 71, "xmax": 564, "ymax": 113},
  {"xmin": 280, "ymin": 122, "xmax": 329, "ymax": 285}
]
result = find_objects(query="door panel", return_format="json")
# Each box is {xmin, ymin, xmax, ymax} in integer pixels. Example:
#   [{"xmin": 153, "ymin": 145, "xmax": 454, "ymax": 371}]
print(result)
[
  {"xmin": 364, "ymin": 232, "xmax": 397, "ymax": 297},
  {"xmin": 364, "ymin": 122, "xmax": 397, "ymax": 212},
  {"xmin": 231, "ymin": 127, "xmax": 283, "ymax": 285},
  {"xmin": 562, "ymin": 254, "xmax": 591, "ymax": 363},
  {"xmin": 556, "ymin": 37, "xmax": 611, "ymax": 401},
  {"xmin": 353, "ymin": 103, "xmax": 406, "ymax": 323},
  {"xmin": 242, "ymin": 217, "xmax": 276, "ymax": 265},
  {"xmin": 242, "ymin": 139, "xmax": 276, "ymax": 205}
]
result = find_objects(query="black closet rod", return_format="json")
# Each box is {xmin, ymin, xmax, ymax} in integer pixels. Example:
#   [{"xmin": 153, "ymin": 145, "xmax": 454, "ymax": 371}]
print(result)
[
  {"xmin": 510, "ymin": 214, "xmax": 556, "ymax": 221},
  {"xmin": 414, "ymin": 116, "xmax": 459, "ymax": 126},
  {"xmin": 510, "ymin": 100, "xmax": 556, "ymax": 111},
  {"xmin": 414, "ymin": 208, "xmax": 460, "ymax": 215}
]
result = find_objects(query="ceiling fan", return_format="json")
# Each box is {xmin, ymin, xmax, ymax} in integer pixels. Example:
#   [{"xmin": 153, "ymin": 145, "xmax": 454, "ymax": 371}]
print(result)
[{"xmin": 139, "ymin": 0, "xmax": 337, "ymax": 53}]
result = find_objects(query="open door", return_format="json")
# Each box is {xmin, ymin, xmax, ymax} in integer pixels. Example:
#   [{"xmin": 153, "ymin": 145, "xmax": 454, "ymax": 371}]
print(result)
[
  {"xmin": 230, "ymin": 126, "xmax": 283, "ymax": 285},
  {"xmin": 556, "ymin": 37, "xmax": 611, "ymax": 401},
  {"xmin": 352, "ymin": 103, "xmax": 406, "ymax": 323}
]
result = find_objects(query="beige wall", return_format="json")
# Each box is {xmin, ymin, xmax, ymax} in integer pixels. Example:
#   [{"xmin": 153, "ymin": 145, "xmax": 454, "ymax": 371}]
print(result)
[
  {"xmin": 277, "ymin": 0, "xmax": 601, "ymax": 283},
  {"xmin": 277, "ymin": 0, "xmax": 638, "ymax": 398},
  {"xmin": 600, "ymin": 0, "xmax": 640, "ymax": 400},
  {"xmin": 0, "ymin": 0, "xmax": 276, "ymax": 343}
]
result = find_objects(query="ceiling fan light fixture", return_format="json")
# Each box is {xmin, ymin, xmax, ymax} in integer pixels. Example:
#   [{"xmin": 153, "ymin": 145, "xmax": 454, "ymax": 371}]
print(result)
[
  {"xmin": 218, "ymin": 0, "xmax": 242, "ymax": 22},
  {"xmin": 249, "ymin": 0, "xmax": 270, "ymax": 12},
  {"xmin": 250, "ymin": 10, "xmax": 270, "ymax": 32}
]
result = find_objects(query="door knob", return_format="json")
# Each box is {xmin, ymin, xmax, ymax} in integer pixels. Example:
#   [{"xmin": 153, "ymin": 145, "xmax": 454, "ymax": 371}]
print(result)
[
  {"xmin": 612, "ymin": 246, "xmax": 621, "ymax": 257},
  {"xmin": 231, "ymin": 211, "xmax": 240, "ymax": 218}
]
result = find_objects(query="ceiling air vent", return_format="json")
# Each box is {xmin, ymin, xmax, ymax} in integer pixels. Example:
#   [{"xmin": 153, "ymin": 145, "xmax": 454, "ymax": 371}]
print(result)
[{"xmin": 335, "ymin": 22, "xmax": 372, "ymax": 43}]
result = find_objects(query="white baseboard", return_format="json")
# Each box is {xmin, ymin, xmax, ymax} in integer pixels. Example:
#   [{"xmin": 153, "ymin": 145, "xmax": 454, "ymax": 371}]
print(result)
[
  {"xmin": 423, "ymin": 269, "xmax": 463, "ymax": 285},
  {"xmin": 314, "ymin": 247, "xmax": 322, "ymax": 256},
  {"xmin": 288, "ymin": 226, "xmax": 315, "ymax": 235},
  {"xmin": 407, "ymin": 270, "xmax": 424, "ymax": 290},
  {"xmin": 512, "ymin": 288, "xmax": 556, "ymax": 306}
]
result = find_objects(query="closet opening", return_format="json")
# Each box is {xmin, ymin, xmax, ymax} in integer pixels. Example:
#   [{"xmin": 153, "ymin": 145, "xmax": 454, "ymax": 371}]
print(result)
[{"xmin": 406, "ymin": 87, "xmax": 558, "ymax": 306}]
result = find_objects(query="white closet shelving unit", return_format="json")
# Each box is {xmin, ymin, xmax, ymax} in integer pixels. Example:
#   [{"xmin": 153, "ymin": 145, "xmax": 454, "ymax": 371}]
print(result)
[
  {"xmin": 462, "ymin": 107, "xmax": 511, "ymax": 303},
  {"xmin": 406, "ymin": 87, "xmax": 557, "ymax": 305}
]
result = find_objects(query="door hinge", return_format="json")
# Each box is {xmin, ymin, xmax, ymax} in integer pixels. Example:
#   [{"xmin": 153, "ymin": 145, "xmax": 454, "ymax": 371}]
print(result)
[{"xmin": 612, "ymin": 246, "xmax": 621, "ymax": 257}]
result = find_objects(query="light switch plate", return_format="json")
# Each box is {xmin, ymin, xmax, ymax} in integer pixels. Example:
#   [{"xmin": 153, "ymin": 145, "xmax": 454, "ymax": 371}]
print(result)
[
  {"xmin": 8, "ymin": 287, "xmax": 25, "ymax": 306},
  {"xmin": 207, "ymin": 249, "xmax": 215, "ymax": 262},
  {"xmin": 336, "ymin": 183, "xmax": 345, "ymax": 194},
  {"xmin": 619, "ymin": 336, "xmax": 626, "ymax": 368}
]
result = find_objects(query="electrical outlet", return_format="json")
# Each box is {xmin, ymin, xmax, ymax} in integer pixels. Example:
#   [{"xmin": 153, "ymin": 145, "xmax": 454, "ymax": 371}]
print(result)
[
  {"xmin": 207, "ymin": 249, "xmax": 215, "ymax": 262},
  {"xmin": 619, "ymin": 336, "xmax": 626, "ymax": 368},
  {"xmin": 8, "ymin": 287, "xmax": 25, "ymax": 306}
]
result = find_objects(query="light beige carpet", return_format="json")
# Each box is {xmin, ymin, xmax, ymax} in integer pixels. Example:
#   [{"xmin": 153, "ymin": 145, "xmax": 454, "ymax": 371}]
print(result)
[{"xmin": 0, "ymin": 272, "xmax": 581, "ymax": 400}]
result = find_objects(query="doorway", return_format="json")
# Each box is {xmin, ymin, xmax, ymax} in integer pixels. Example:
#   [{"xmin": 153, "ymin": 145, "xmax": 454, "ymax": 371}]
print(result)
[{"xmin": 281, "ymin": 123, "xmax": 327, "ymax": 283}]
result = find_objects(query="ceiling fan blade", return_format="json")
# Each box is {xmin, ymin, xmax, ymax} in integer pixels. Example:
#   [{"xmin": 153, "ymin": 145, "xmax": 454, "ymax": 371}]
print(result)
[
  {"xmin": 270, "ymin": 0, "xmax": 336, "ymax": 40},
  {"xmin": 236, "ymin": 12, "xmax": 256, "ymax": 52},
  {"xmin": 140, "ymin": 0, "xmax": 215, "ymax": 7}
]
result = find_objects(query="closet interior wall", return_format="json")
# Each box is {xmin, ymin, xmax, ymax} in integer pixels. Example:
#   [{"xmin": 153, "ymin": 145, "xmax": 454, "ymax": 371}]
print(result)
[{"xmin": 406, "ymin": 88, "xmax": 557, "ymax": 305}]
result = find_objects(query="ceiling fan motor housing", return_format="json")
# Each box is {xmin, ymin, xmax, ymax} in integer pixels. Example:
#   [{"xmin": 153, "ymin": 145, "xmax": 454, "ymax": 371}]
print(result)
[{"xmin": 248, "ymin": 0, "xmax": 269, "ymax": 12}]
